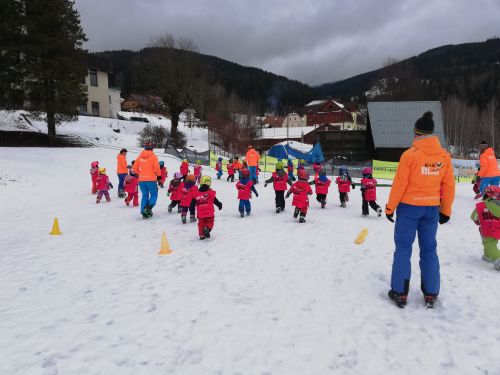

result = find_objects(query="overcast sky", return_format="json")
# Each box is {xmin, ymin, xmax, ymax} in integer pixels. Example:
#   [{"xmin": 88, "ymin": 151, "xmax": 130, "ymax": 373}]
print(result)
[{"xmin": 75, "ymin": 0, "xmax": 500, "ymax": 86}]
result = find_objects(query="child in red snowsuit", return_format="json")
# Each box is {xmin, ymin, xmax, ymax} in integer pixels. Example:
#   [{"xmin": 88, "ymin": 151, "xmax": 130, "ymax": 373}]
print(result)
[
  {"xmin": 167, "ymin": 172, "xmax": 184, "ymax": 213},
  {"xmin": 335, "ymin": 166, "xmax": 354, "ymax": 208},
  {"xmin": 180, "ymin": 159, "xmax": 190, "ymax": 181},
  {"xmin": 179, "ymin": 174, "xmax": 199, "ymax": 224},
  {"xmin": 158, "ymin": 161, "xmax": 168, "ymax": 188},
  {"xmin": 227, "ymin": 159, "xmax": 235, "ymax": 182},
  {"xmin": 360, "ymin": 167, "xmax": 382, "ymax": 217},
  {"xmin": 124, "ymin": 172, "xmax": 139, "ymax": 206},
  {"xmin": 310, "ymin": 169, "xmax": 331, "ymax": 208},
  {"xmin": 90, "ymin": 161, "xmax": 99, "ymax": 194},
  {"xmin": 96, "ymin": 167, "xmax": 113, "ymax": 203},
  {"xmin": 265, "ymin": 161, "xmax": 292, "ymax": 213},
  {"xmin": 236, "ymin": 169, "xmax": 259, "ymax": 217},
  {"xmin": 194, "ymin": 175, "xmax": 223, "ymax": 240},
  {"xmin": 193, "ymin": 161, "xmax": 202, "ymax": 183},
  {"xmin": 286, "ymin": 169, "xmax": 313, "ymax": 223}
]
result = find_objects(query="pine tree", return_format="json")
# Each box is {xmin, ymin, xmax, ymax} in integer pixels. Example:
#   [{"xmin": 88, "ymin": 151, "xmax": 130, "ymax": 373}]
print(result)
[
  {"xmin": 23, "ymin": 0, "xmax": 88, "ymax": 140},
  {"xmin": 0, "ymin": 0, "xmax": 25, "ymax": 108}
]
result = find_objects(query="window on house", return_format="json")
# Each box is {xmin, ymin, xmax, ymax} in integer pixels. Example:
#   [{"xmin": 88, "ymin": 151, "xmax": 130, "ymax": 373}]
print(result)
[
  {"xmin": 91, "ymin": 102, "xmax": 100, "ymax": 116},
  {"xmin": 79, "ymin": 103, "xmax": 87, "ymax": 114},
  {"xmin": 109, "ymin": 95, "xmax": 111, "ymax": 104},
  {"xmin": 89, "ymin": 69, "xmax": 98, "ymax": 86}
]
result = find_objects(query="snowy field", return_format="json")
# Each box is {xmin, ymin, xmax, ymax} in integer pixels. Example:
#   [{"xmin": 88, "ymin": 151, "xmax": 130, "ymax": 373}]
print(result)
[{"xmin": 1, "ymin": 146, "xmax": 499, "ymax": 375}]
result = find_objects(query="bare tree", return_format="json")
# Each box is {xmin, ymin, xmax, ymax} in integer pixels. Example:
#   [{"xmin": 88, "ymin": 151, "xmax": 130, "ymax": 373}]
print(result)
[
  {"xmin": 138, "ymin": 32, "xmax": 201, "ymax": 141},
  {"xmin": 481, "ymin": 96, "xmax": 498, "ymax": 150}
]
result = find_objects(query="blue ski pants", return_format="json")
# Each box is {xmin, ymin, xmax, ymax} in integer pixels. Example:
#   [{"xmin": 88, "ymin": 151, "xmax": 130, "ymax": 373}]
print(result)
[
  {"xmin": 288, "ymin": 170, "xmax": 296, "ymax": 181},
  {"xmin": 139, "ymin": 181, "xmax": 158, "ymax": 213},
  {"xmin": 249, "ymin": 166, "xmax": 258, "ymax": 182},
  {"xmin": 390, "ymin": 203, "xmax": 440, "ymax": 296},
  {"xmin": 479, "ymin": 176, "xmax": 500, "ymax": 194},
  {"xmin": 239, "ymin": 199, "xmax": 251, "ymax": 214},
  {"xmin": 217, "ymin": 169, "xmax": 223, "ymax": 179},
  {"xmin": 117, "ymin": 173, "xmax": 127, "ymax": 192}
]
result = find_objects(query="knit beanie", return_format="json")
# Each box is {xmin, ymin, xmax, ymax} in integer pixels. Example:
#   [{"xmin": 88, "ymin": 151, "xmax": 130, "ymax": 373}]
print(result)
[
  {"xmin": 414, "ymin": 111, "xmax": 434, "ymax": 135},
  {"xmin": 479, "ymin": 140, "xmax": 488, "ymax": 150}
]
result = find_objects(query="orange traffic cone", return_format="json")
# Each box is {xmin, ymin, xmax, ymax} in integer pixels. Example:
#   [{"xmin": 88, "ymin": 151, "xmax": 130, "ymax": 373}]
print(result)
[
  {"xmin": 158, "ymin": 232, "xmax": 173, "ymax": 255},
  {"xmin": 49, "ymin": 217, "xmax": 62, "ymax": 235},
  {"xmin": 354, "ymin": 228, "xmax": 368, "ymax": 244}
]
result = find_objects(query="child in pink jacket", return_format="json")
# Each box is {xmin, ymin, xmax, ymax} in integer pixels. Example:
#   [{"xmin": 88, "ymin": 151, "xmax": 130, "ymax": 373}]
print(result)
[
  {"xmin": 90, "ymin": 161, "xmax": 99, "ymax": 194},
  {"xmin": 310, "ymin": 169, "xmax": 331, "ymax": 208},
  {"xmin": 236, "ymin": 168, "xmax": 259, "ymax": 217},
  {"xmin": 360, "ymin": 167, "xmax": 382, "ymax": 217},
  {"xmin": 180, "ymin": 159, "xmax": 190, "ymax": 181},
  {"xmin": 96, "ymin": 167, "xmax": 113, "ymax": 203},
  {"xmin": 286, "ymin": 169, "xmax": 313, "ymax": 223},
  {"xmin": 124, "ymin": 172, "xmax": 139, "ymax": 206},
  {"xmin": 179, "ymin": 174, "xmax": 199, "ymax": 223},
  {"xmin": 158, "ymin": 161, "xmax": 168, "ymax": 188},
  {"xmin": 227, "ymin": 159, "xmax": 235, "ymax": 182},
  {"xmin": 167, "ymin": 172, "xmax": 184, "ymax": 213},
  {"xmin": 193, "ymin": 160, "xmax": 202, "ymax": 183},
  {"xmin": 335, "ymin": 166, "xmax": 355, "ymax": 208}
]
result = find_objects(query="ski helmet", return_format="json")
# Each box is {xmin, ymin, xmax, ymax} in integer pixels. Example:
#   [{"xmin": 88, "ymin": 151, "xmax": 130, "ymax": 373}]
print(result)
[
  {"xmin": 241, "ymin": 168, "xmax": 250, "ymax": 178},
  {"xmin": 362, "ymin": 167, "xmax": 372, "ymax": 176},
  {"xmin": 218, "ymin": 157, "xmax": 223, "ymax": 161},
  {"xmin": 200, "ymin": 175, "xmax": 212, "ymax": 186},
  {"xmin": 319, "ymin": 169, "xmax": 327, "ymax": 176},
  {"xmin": 196, "ymin": 160, "xmax": 201, "ymax": 165},
  {"xmin": 182, "ymin": 159, "xmax": 188, "ymax": 163},
  {"xmin": 298, "ymin": 169, "xmax": 309, "ymax": 180},
  {"xmin": 91, "ymin": 161, "xmax": 99, "ymax": 168},
  {"xmin": 185, "ymin": 174, "xmax": 196, "ymax": 183},
  {"xmin": 339, "ymin": 166, "xmax": 348, "ymax": 176},
  {"xmin": 98, "ymin": 167, "xmax": 106, "ymax": 174},
  {"xmin": 159, "ymin": 161, "xmax": 165, "ymax": 167},
  {"xmin": 275, "ymin": 161, "xmax": 284, "ymax": 170},
  {"xmin": 174, "ymin": 172, "xmax": 182, "ymax": 179},
  {"xmin": 484, "ymin": 185, "xmax": 500, "ymax": 200}
]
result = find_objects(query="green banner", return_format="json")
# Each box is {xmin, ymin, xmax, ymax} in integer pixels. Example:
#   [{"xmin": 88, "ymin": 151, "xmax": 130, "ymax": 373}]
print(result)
[{"xmin": 372, "ymin": 160, "xmax": 399, "ymax": 180}]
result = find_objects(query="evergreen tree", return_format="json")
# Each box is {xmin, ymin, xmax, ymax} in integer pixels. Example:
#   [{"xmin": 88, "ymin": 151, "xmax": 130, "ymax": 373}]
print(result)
[
  {"xmin": 0, "ymin": 0, "xmax": 25, "ymax": 108},
  {"xmin": 23, "ymin": 0, "xmax": 87, "ymax": 140}
]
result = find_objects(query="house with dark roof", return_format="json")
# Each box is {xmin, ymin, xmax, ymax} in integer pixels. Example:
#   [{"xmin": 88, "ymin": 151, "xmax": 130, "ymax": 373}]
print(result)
[
  {"xmin": 367, "ymin": 101, "xmax": 447, "ymax": 161},
  {"xmin": 121, "ymin": 94, "xmax": 168, "ymax": 115}
]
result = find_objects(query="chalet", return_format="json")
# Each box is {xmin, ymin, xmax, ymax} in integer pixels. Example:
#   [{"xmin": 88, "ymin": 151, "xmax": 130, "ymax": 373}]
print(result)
[
  {"xmin": 262, "ymin": 115, "xmax": 284, "ymax": 128},
  {"xmin": 121, "ymin": 94, "xmax": 168, "ymax": 115},
  {"xmin": 305, "ymin": 99, "xmax": 355, "ymax": 130},
  {"xmin": 282, "ymin": 112, "xmax": 306, "ymax": 128},
  {"xmin": 80, "ymin": 54, "xmax": 121, "ymax": 118}
]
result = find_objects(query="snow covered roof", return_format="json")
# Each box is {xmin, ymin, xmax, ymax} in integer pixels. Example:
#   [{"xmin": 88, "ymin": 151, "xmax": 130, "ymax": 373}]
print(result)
[
  {"xmin": 305, "ymin": 100, "xmax": 327, "ymax": 106},
  {"xmin": 367, "ymin": 101, "xmax": 446, "ymax": 148},
  {"xmin": 259, "ymin": 126, "xmax": 315, "ymax": 140}
]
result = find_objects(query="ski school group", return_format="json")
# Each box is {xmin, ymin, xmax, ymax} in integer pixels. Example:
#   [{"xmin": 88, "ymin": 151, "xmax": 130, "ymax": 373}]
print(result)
[
  {"xmin": 88, "ymin": 144, "xmax": 383, "ymax": 239},
  {"xmin": 88, "ymin": 111, "xmax": 500, "ymax": 309}
]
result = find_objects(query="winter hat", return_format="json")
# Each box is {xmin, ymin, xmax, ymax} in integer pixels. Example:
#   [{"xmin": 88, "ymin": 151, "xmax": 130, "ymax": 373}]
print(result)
[
  {"xmin": 144, "ymin": 142, "xmax": 153, "ymax": 150},
  {"xmin": 120, "ymin": 148, "xmax": 127, "ymax": 154},
  {"xmin": 414, "ymin": 111, "xmax": 434, "ymax": 135},
  {"xmin": 479, "ymin": 141, "xmax": 489, "ymax": 150}
]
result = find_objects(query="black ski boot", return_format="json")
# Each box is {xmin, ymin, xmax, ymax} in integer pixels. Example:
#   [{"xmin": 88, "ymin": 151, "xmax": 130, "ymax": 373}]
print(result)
[
  {"xmin": 190, "ymin": 216, "xmax": 196, "ymax": 223},
  {"xmin": 240, "ymin": 211, "xmax": 244, "ymax": 217},
  {"xmin": 144, "ymin": 205, "xmax": 153, "ymax": 217},
  {"xmin": 203, "ymin": 226, "xmax": 211, "ymax": 238},
  {"xmin": 181, "ymin": 214, "xmax": 187, "ymax": 224},
  {"xmin": 276, "ymin": 207, "xmax": 281, "ymax": 214},
  {"xmin": 168, "ymin": 204, "xmax": 173, "ymax": 213},
  {"xmin": 388, "ymin": 290, "xmax": 407, "ymax": 308},
  {"xmin": 424, "ymin": 295, "xmax": 437, "ymax": 309},
  {"xmin": 321, "ymin": 200, "xmax": 326, "ymax": 209},
  {"xmin": 299, "ymin": 215, "xmax": 306, "ymax": 223},
  {"xmin": 293, "ymin": 208, "xmax": 300, "ymax": 218}
]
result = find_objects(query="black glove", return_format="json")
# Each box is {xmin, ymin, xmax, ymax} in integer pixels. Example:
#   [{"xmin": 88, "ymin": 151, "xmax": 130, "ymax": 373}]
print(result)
[
  {"xmin": 217, "ymin": 203, "xmax": 223, "ymax": 210},
  {"xmin": 439, "ymin": 213, "xmax": 450, "ymax": 225},
  {"xmin": 386, "ymin": 213, "xmax": 394, "ymax": 223},
  {"xmin": 264, "ymin": 183, "xmax": 268, "ymax": 187},
  {"xmin": 109, "ymin": 183, "xmax": 113, "ymax": 189},
  {"xmin": 351, "ymin": 184, "xmax": 356, "ymax": 189},
  {"xmin": 255, "ymin": 192, "xmax": 259, "ymax": 197},
  {"xmin": 285, "ymin": 193, "xmax": 290, "ymax": 199},
  {"xmin": 157, "ymin": 176, "xmax": 161, "ymax": 181}
]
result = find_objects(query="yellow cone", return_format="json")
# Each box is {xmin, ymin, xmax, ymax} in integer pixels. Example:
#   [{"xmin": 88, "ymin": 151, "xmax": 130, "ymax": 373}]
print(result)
[
  {"xmin": 354, "ymin": 228, "xmax": 369, "ymax": 244},
  {"xmin": 159, "ymin": 232, "xmax": 173, "ymax": 255},
  {"xmin": 49, "ymin": 217, "xmax": 62, "ymax": 235}
]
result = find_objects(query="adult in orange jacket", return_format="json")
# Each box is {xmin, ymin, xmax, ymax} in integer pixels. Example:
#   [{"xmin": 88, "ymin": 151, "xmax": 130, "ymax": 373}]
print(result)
[
  {"xmin": 477, "ymin": 141, "xmax": 500, "ymax": 194},
  {"xmin": 116, "ymin": 148, "xmax": 128, "ymax": 198},
  {"xmin": 133, "ymin": 142, "xmax": 161, "ymax": 218},
  {"xmin": 245, "ymin": 146, "xmax": 260, "ymax": 183},
  {"xmin": 386, "ymin": 111, "xmax": 455, "ymax": 309}
]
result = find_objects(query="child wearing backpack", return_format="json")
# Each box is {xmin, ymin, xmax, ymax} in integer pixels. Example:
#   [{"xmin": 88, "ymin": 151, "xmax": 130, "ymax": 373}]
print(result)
[
  {"xmin": 310, "ymin": 169, "xmax": 331, "ymax": 208},
  {"xmin": 236, "ymin": 168, "xmax": 259, "ymax": 217},
  {"xmin": 471, "ymin": 185, "xmax": 500, "ymax": 270},
  {"xmin": 179, "ymin": 174, "xmax": 199, "ymax": 224},
  {"xmin": 167, "ymin": 172, "xmax": 184, "ymax": 213},
  {"xmin": 335, "ymin": 166, "xmax": 355, "ymax": 208},
  {"xmin": 286, "ymin": 169, "xmax": 313, "ymax": 223},
  {"xmin": 194, "ymin": 176, "xmax": 223, "ymax": 240},
  {"xmin": 360, "ymin": 167, "xmax": 382, "ymax": 217},
  {"xmin": 124, "ymin": 171, "xmax": 139, "ymax": 207},
  {"xmin": 265, "ymin": 161, "xmax": 292, "ymax": 213}
]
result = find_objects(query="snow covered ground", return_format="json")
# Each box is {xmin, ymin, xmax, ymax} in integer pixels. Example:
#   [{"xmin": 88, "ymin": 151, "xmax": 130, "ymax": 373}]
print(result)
[
  {"xmin": 0, "ymin": 110, "xmax": 209, "ymax": 152},
  {"xmin": 1, "ymin": 146, "xmax": 499, "ymax": 375}
]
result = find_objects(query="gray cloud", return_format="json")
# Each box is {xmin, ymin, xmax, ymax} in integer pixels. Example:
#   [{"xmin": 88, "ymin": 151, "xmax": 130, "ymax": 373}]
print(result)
[{"xmin": 75, "ymin": 0, "xmax": 500, "ymax": 85}]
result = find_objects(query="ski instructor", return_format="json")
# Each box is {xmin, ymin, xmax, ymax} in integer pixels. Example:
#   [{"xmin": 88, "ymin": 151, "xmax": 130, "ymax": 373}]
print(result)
[
  {"xmin": 133, "ymin": 142, "xmax": 161, "ymax": 218},
  {"xmin": 385, "ymin": 111, "xmax": 455, "ymax": 308},
  {"xmin": 245, "ymin": 145, "xmax": 260, "ymax": 184}
]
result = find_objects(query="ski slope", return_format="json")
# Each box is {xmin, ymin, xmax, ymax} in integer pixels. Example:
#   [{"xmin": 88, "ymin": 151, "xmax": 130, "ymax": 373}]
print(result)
[{"xmin": 1, "ymin": 146, "xmax": 499, "ymax": 375}]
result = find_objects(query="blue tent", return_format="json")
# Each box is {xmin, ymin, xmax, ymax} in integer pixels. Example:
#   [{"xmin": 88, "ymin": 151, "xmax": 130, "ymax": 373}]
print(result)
[{"xmin": 267, "ymin": 143, "xmax": 324, "ymax": 163}]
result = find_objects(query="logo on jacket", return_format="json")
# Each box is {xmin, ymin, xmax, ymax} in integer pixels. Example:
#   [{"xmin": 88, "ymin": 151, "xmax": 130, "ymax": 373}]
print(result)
[{"xmin": 421, "ymin": 161, "xmax": 444, "ymax": 176}]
